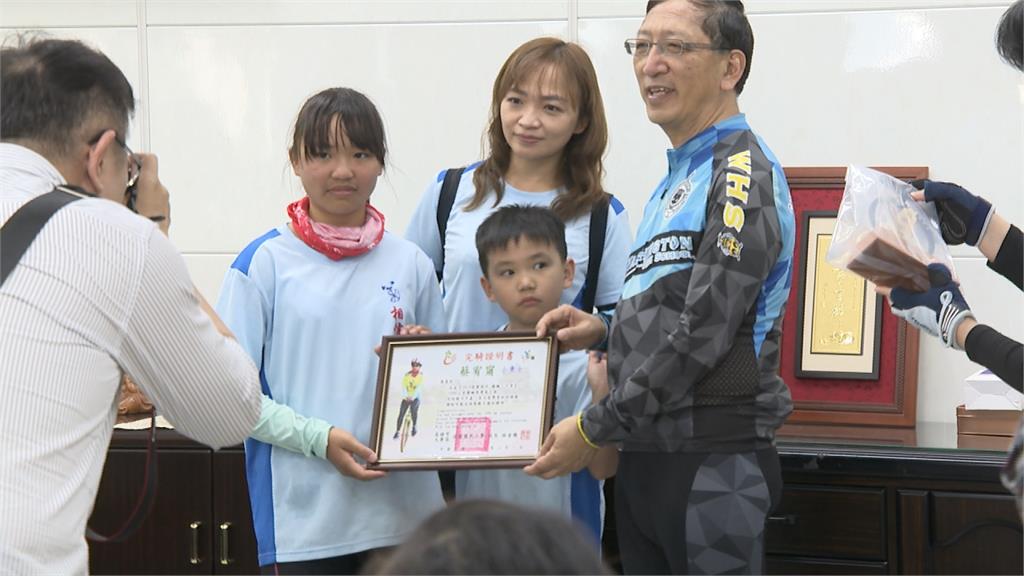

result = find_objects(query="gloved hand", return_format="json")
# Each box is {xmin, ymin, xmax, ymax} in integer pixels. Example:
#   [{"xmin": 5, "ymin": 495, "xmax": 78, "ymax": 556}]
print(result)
[
  {"xmin": 888, "ymin": 263, "xmax": 974, "ymax": 350},
  {"xmin": 910, "ymin": 179, "xmax": 993, "ymax": 246}
]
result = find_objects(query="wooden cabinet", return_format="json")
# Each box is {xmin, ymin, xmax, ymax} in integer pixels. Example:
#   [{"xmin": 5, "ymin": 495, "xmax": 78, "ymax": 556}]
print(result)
[
  {"xmin": 766, "ymin": 485, "xmax": 887, "ymax": 561},
  {"xmin": 899, "ymin": 490, "xmax": 1023, "ymax": 575},
  {"xmin": 88, "ymin": 431, "xmax": 258, "ymax": 575},
  {"xmin": 768, "ymin": 432, "xmax": 1024, "ymax": 575}
]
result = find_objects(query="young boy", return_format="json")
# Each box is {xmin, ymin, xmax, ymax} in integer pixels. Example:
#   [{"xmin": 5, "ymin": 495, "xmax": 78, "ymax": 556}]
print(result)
[{"xmin": 455, "ymin": 204, "xmax": 618, "ymax": 542}]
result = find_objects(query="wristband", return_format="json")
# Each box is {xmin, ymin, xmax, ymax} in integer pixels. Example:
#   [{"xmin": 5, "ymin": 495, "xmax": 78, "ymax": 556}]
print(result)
[
  {"xmin": 592, "ymin": 310, "xmax": 612, "ymax": 352},
  {"xmin": 577, "ymin": 412, "xmax": 599, "ymax": 450}
]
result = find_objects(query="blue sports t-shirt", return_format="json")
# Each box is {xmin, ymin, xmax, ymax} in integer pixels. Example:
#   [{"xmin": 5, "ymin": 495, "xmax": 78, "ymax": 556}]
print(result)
[{"xmin": 217, "ymin": 226, "xmax": 446, "ymax": 565}]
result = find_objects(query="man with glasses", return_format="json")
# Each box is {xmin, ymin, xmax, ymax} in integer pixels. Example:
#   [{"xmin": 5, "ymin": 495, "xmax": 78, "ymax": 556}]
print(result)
[
  {"xmin": 527, "ymin": 1, "xmax": 795, "ymax": 573},
  {"xmin": 0, "ymin": 37, "xmax": 261, "ymax": 573}
]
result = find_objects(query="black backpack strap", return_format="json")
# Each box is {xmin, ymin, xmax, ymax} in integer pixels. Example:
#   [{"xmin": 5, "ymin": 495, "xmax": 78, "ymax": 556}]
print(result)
[
  {"xmin": 1, "ymin": 188, "xmax": 84, "ymax": 287},
  {"xmin": 581, "ymin": 193, "xmax": 611, "ymax": 313},
  {"xmin": 435, "ymin": 167, "xmax": 466, "ymax": 282}
]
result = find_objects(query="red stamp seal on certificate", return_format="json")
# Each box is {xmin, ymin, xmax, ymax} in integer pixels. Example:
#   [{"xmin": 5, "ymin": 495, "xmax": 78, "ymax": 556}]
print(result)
[{"xmin": 454, "ymin": 417, "xmax": 491, "ymax": 452}]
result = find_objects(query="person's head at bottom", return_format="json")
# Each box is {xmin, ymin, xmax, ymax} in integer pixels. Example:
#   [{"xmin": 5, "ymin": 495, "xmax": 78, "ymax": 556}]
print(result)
[{"xmin": 364, "ymin": 499, "xmax": 609, "ymax": 575}]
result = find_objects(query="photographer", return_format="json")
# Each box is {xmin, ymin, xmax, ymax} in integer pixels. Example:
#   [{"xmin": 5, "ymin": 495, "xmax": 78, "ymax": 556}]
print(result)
[{"xmin": 0, "ymin": 37, "xmax": 261, "ymax": 573}]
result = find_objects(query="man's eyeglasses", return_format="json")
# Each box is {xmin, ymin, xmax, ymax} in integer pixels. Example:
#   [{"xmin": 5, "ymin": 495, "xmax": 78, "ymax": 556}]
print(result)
[
  {"xmin": 88, "ymin": 130, "xmax": 142, "ymax": 210},
  {"xmin": 624, "ymin": 39, "xmax": 726, "ymax": 57}
]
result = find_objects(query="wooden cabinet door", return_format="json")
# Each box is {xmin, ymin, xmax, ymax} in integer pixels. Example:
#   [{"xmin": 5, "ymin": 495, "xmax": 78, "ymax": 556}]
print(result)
[
  {"xmin": 212, "ymin": 450, "xmax": 259, "ymax": 574},
  {"xmin": 89, "ymin": 450, "xmax": 212, "ymax": 574},
  {"xmin": 900, "ymin": 490, "xmax": 1024, "ymax": 575}
]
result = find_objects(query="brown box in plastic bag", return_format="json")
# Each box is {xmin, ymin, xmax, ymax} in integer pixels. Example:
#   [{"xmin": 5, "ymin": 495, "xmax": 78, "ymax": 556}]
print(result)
[{"xmin": 845, "ymin": 233, "xmax": 930, "ymax": 291}]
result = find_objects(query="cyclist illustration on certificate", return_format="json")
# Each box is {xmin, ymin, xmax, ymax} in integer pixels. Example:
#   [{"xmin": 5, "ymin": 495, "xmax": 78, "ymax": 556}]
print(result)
[{"xmin": 393, "ymin": 358, "xmax": 423, "ymax": 452}]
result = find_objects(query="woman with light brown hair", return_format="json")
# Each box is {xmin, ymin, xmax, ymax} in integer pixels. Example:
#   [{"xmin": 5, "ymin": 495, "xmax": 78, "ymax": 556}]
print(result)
[
  {"xmin": 405, "ymin": 37, "xmax": 631, "ymax": 542},
  {"xmin": 406, "ymin": 37, "xmax": 631, "ymax": 334}
]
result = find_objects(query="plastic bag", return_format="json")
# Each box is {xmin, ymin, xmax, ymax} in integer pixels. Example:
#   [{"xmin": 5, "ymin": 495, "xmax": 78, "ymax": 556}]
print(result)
[{"xmin": 826, "ymin": 165, "xmax": 954, "ymax": 291}]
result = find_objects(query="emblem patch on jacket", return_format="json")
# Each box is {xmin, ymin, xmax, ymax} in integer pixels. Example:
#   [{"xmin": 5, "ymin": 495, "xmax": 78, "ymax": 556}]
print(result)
[
  {"xmin": 717, "ymin": 231, "xmax": 743, "ymax": 261},
  {"xmin": 664, "ymin": 179, "xmax": 692, "ymax": 219}
]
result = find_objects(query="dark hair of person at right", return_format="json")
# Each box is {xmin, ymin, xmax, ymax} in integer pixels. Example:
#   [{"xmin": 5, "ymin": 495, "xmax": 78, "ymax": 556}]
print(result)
[
  {"xmin": 0, "ymin": 36, "xmax": 135, "ymax": 157},
  {"xmin": 645, "ymin": 0, "xmax": 754, "ymax": 94},
  {"xmin": 475, "ymin": 204, "xmax": 568, "ymax": 276},
  {"xmin": 996, "ymin": 0, "xmax": 1023, "ymax": 72},
  {"xmin": 364, "ymin": 499, "xmax": 609, "ymax": 575},
  {"xmin": 288, "ymin": 87, "xmax": 387, "ymax": 167}
]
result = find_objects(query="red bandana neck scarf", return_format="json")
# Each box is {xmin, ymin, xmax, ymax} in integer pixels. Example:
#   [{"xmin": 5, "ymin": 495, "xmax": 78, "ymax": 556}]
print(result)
[{"xmin": 286, "ymin": 197, "xmax": 385, "ymax": 260}]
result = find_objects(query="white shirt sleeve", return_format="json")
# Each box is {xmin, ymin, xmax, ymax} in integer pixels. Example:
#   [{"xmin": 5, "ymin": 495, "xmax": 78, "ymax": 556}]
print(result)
[{"xmin": 118, "ymin": 229, "xmax": 261, "ymax": 450}]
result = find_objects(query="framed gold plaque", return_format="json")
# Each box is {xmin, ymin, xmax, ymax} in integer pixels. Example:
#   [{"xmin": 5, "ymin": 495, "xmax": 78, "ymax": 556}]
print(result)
[
  {"xmin": 794, "ymin": 211, "xmax": 882, "ymax": 379},
  {"xmin": 778, "ymin": 167, "xmax": 922, "ymax": 428}
]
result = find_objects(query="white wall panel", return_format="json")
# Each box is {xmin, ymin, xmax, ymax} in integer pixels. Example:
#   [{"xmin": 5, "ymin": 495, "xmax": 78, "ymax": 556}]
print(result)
[
  {"xmin": 0, "ymin": 1, "xmax": 137, "ymax": 28},
  {"xmin": 742, "ymin": 6, "xmax": 1024, "ymax": 259},
  {"xmin": 579, "ymin": 17, "xmax": 667, "ymax": 228},
  {"xmin": 0, "ymin": 27, "xmax": 143, "ymax": 149},
  {"xmin": 147, "ymin": 21, "xmax": 569, "ymax": 254},
  {"xmin": 6, "ymin": 1, "xmax": 1022, "ymax": 426},
  {"xmin": 583, "ymin": 5, "xmax": 1023, "ymax": 425},
  {"xmin": 146, "ymin": 1, "xmax": 568, "ymax": 26},
  {"xmin": 580, "ymin": 0, "xmax": 1011, "ymax": 19}
]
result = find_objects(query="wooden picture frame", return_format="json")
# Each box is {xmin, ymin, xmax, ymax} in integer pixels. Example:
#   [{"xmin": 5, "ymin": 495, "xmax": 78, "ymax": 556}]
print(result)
[
  {"xmin": 369, "ymin": 331, "xmax": 559, "ymax": 470},
  {"xmin": 779, "ymin": 167, "xmax": 924, "ymax": 427}
]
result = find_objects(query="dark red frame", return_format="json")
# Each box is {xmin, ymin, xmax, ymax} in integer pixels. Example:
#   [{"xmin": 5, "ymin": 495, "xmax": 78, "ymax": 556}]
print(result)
[{"xmin": 779, "ymin": 167, "xmax": 925, "ymax": 427}]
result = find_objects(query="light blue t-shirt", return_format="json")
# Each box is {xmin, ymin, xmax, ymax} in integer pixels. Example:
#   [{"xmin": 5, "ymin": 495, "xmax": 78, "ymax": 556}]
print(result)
[
  {"xmin": 216, "ymin": 225, "xmax": 446, "ymax": 565},
  {"xmin": 405, "ymin": 164, "xmax": 632, "ymax": 332}
]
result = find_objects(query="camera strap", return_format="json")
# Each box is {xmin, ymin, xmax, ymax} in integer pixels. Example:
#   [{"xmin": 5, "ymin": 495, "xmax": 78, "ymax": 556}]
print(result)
[
  {"xmin": 0, "ymin": 186, "xmax": 85, "ymax": 286},
  {"xmin": 0, "ymin": 186, "xmax": 159, "ymax": 543}
]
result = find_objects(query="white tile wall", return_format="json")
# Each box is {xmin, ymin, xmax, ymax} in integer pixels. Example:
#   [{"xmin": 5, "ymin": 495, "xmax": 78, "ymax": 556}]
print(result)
[
  {"xmin": 145, "ymin": 0, "xmax": 570, "ymax": 26},
  {"xmin": 4, "ymin": 0, "xmax": 1021, "ymax": 426},
  {"xmin": 0, "ymin": 1, "xmax": 137, "ymax": 28},
  {"xmin": 0, "ymin": 27, "xmax": 143, "ymax": 150},
  {"xmin": 146, "ymin": 20, "xmax": 568, "ymax": 256},
  {"xmin": 580, "ymin": 0, "xmax": 1011, "ymax": 19}
]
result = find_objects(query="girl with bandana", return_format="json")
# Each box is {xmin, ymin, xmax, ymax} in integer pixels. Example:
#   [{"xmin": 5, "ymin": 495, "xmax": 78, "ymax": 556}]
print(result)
[{"xmin": 216, "ymin": 88, "xmax": 445, "ymax": 575}]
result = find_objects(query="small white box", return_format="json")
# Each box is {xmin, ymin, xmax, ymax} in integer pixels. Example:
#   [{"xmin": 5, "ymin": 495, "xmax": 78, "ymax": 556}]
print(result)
[{"xmin": 964, "ymin": 369, "xmax": 1023, "ymax": 410}]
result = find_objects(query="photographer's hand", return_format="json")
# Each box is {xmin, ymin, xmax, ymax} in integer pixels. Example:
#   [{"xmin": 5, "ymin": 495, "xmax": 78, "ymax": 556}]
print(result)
[{"xmin": 133, "ymin": 153, "xmax": 170, "ymax": 235}]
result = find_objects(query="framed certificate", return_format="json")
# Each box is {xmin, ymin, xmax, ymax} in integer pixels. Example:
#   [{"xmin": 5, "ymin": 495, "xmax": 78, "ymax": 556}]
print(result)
[{"xmin": 368, "ymin": 331, "xmax": 559, "ymax": 470}]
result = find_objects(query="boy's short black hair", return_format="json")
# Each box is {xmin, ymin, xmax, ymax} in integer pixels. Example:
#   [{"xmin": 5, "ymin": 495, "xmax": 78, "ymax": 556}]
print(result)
[{"xmin": 475, "ymin": 205, "xmax": 568, "ymax": 276}]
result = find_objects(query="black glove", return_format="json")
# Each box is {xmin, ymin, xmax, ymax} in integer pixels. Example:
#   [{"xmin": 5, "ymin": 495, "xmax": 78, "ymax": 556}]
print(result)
[
  {"xmin": 910, "ymin": 179, "xmax": 993, "ymax": 246},
  {"xmin": 888, "ymin": 263, "xmax": 974, "ymax": 350}
]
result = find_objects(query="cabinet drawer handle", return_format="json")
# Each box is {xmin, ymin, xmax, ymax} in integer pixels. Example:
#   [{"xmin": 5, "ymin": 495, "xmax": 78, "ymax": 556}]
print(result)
[
  {"xmin": 189, "ymin": 521, "xmax": 203, "ymax": 565},
  {"xmin": 767, "ymin": 514, "xmax": 798, "ymax": 526},
  {"xmin": 219, "ymin": 522, "xmax": 234, "ymax": 566}
]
